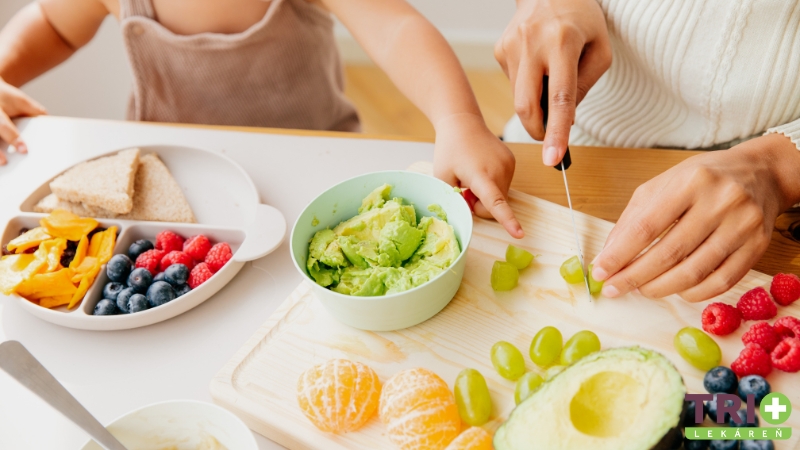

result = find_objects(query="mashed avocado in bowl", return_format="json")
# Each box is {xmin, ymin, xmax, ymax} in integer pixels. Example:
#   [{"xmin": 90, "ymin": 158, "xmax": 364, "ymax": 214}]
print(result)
[
  {"xmin": 306, "ymin": 184, "xmax": 460, "ymax": 296},
  {"xmin": 291, "ymin": 171, "xmax": 472, "ymax": 331}
]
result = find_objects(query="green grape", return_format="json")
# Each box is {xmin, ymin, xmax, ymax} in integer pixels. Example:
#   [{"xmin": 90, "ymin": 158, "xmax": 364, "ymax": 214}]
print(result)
[
  {"xmin": 491, "ymin": 341, "xmax": 526, "ymax": 380},
  {"xmin": 506, "ymin": 245, "xmax": 534, "ymax": 270},
  {"xmin": 544, "ymin": 365, "xmax": 565, "ymax": 380},
  {"xmin": 560, "ymin": 330, "xmax": 601, "ymax": 365},
  {"xmin": 514, "ymin": 372, "xmax": 544, "ymax": 405},
  {"xmin": 674, "ymin": 327, "xmax": 721, "ymax": 371},
  {"xmin": 559, "ymin": 256, "xmax": 584, "ymax": 284},
  {"xmin": 491, "ymin": 261, "xmax": 519, "ymax": 291},
  {"xmin": 529, "ymin": 326, "xmax": 563, "ymax": 367},
  {"xmin": 587, "ymin": 264, "xmax": 604, "ymax": 295},
  {"xmin": 454, "ymin": 368, "xmax": 492, "ymax": 426}
]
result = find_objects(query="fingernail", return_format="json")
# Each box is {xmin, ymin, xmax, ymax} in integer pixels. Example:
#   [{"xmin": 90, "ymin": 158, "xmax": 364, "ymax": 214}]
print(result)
[
  {"xmin": 602, "ymin": 285, "xmax": 619, "ymax": 298},
  {"xmin": 592, "ymin": 265, "xmax": 608, "ymax": 281},
  {"xmin": 543, "ymin": 146, "xmax": 558, "ymax": 166},
  {"xmin": 14, "ymin": 141, "xmax": 27, "ymax": 154}
]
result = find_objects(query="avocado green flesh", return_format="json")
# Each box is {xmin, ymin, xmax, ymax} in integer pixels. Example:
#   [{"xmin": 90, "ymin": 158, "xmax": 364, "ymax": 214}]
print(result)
[
  {"xmin": 307, "ymin": 184, "xmax": 460, "ymax": 296},
  {"xmin": 494, "ymin": 347, "xmax": 685, "ymax": 450}
]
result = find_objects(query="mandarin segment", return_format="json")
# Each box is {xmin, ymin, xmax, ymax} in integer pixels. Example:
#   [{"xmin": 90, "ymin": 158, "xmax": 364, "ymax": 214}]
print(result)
[
  {"xmin": 297, "ymin": 359, "xmax": 381, "ymax": 433},
  {"xmin": 445, "ymin": 427, "xmax": 493, "ymax": 450},
  {"xmin": 379, "ymin": 367, "xmax": 461, "ymax": 450}
]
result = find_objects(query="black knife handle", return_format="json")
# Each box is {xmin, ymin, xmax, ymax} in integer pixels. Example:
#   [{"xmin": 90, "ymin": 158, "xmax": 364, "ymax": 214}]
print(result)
[{"xmin": 540, "ymin": 75, "xmax": 572, "ymax": 171}]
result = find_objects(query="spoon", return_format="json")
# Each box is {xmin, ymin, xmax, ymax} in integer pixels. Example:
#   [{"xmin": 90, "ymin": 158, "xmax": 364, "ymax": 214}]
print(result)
[{"xmin": 0, "ymin": 340, "xmax": 129, "ymax": 450}]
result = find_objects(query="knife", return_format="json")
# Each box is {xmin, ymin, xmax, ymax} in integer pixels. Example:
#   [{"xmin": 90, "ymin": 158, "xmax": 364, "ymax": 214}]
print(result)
[{"xmin": 540, "ymin": 76, "xmax": 592, "ymax": 300}]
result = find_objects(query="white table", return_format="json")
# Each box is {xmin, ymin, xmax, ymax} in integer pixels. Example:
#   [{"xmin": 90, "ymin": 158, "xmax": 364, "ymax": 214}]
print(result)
[{"xmin": 0, "ymin": 116, "xmax": 433, "ymax": 449}]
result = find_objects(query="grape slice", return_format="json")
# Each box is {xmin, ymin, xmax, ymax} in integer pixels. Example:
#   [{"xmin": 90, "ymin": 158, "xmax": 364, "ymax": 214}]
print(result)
[
  {"xmin": 506, "ymin": 245, "xmax": 534, "ymax": 270},
  {"xmin": 559, "ymin": 256, "xmax": 584, "ymax": 284},
  {"xmin": 587, "ymin": 263, "xmax": 603, "ymax": 295},
  {"xmin": 491, "ymin": 261, "xmax": 519, "ymax": 291}
]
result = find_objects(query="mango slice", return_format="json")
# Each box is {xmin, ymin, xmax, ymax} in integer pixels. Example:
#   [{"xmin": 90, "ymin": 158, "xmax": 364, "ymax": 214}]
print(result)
[
  {"xmin": 16, "ymin": 268, "xmax": 77, "ymax": 300},
  {"xmin": 39, "ymin": 295, "xmax": 73, "ymax": 309},
  {"xmin": 37, "ymin": 238, "xmax": 67, "ymax": 272},
  {"xmin": 6, "ymin": 227, "xmax": 52, "ymax": 253},
  {"xmin": 40, "ymin": 209, "xmax": 98, "ymax": 241},
  {"xmin": 0, "ymin": 254, "xmax": 37, "ymax": 295},
  {"xmin": 89, "ymin": 226, "xmax": 117, "ymax": 264},
  {"xmin": 69, "ymin": 264, "xmax": 100, "ymax": 310},
  {"xmin": 69, "ymin": 236, "xmax": 89, "ymax": 270}
]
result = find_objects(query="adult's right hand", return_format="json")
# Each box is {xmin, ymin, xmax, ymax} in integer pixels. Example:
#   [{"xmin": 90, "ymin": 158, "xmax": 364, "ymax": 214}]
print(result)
[
  {"xmin": 0, "ymin": 77, "xmax": 46, "ymax": 165},
  {"xmin": 495, "ymin": 0, "xmax": 611, "ymax": 166}
]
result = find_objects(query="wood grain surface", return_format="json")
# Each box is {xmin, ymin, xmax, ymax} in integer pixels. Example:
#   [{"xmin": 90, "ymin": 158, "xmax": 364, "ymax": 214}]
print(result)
[{"xmin": 210, "ymin": 162, "xmax": 800, "ymax": 450}]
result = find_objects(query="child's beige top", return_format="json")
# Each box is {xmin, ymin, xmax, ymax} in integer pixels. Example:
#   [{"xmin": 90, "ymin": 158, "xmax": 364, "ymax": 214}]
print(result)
[{"xmin": 119, "ymin": 0, "xmax": 360, "ymax": 132}]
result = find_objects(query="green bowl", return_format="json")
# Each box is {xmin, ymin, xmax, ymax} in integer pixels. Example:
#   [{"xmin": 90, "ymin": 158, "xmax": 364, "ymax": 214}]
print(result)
[{"xmin": 290, "ymin": 171, "xmax": 473, "ymax": 331}]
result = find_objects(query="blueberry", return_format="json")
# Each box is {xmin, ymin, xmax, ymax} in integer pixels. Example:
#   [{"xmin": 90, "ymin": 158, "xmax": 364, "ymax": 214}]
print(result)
[
  {"xmin": 127, "ymin": 267, "xmax": 153, "ymax": 293},
  {"xmin": 684, "ymin": 399, "xmax": 709, "ymax": 427},
  {"xmin": 127, "ymin": 293, "xmax": 149, "ymax": 313},
  {"xmin": 738, "ymin": 375, "xmax": 770, "ymax": 406},
  {"xmin": 684, "ymin": 438, "xmax": 710, "ymax": 450},
  {"xmin": 146, "ymin": 281, "xmax": 176, "ymax": 308},
  {"xmin": 164, "ymin": 264, "xmax": 189, "ymax": 286},
  {"xmin": 708, "ymin": 394, "xmax": 736, "ymax": 424},
  {"xmin": 93, "ymin": 299, "xmax": 118, "ymax": 315},
  {"xmin": 740, "ymin": 441, "xmax": 774, "ymax": 450},
  {"xmin": 174, "ymin": 284, "xmax": 191, "ymax": 297},
  {"xmin": 710, "ymin": 441, "xmax": 739, "ymax": 450},
  {"xmin": 107, "ymin": 254, "xmax": 133, "ymax": 283},
  {"xmin": 729, "ymin": 409, "xmax": 759, "ymax": 427},
  {"xmin": 116, "ymin": 287, "xmax": 136, "ymax": 314},
  {"xmin": 704, "ymin": 366, "xmax": 738, "ymax": 394},
  {"xmin": 128, "ymin": 239, "xmax": 154, "ymax": 262},
  {"xmin": 102, "ymin": 282, "xmax": 125, "ymax": 301},
  {"xmin": 153, "ymin": 272, "xmax": 167, "ymax": 283}
]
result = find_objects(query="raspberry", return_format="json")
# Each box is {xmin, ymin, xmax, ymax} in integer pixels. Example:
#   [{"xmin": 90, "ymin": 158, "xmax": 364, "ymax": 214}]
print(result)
[
  {"xmin": 205, "ymin": 242, "xmax": 232, "ymax": 273},
  {"xmin": 741, "ymin": 322, "xmax": 781, "ymax": 353},
  {"xmin": 183, "ymin": 235, "xmax": 212, "ymax": 261},
  {"xmin": 737, "ymin": 287, "xmax": 777, "ymax": 321},
  {"xmin": 701, "ymin": 302, "xmax": 742, "ymax": 336},
  {"xmin": 771, "ymin": 338, "xmax": 800, "ymax": 372},
  {"xmin": 155, "ymin": 230, "xmax": 185, "ymax": 253},
  {"xmin": 731, "ymin": 343, "xmax": 772, "ymax": 378},
  {"xmin": 160, "ymin": 251, "xmax": 195, "ymax": 272},
  {"xmin": 770, "ymin": 273, "xmax": 800, "ymax": 306},
  {"xmin": 135, "ymin": 249, "xmax": 165, "ymax": 275},
  {"xmin": 188, "ymin": 262, "xmax": 214, "ymax": 289},
  {"xmin": 774, "ymin": 316, "xmax": 800, "ymax": 340}
]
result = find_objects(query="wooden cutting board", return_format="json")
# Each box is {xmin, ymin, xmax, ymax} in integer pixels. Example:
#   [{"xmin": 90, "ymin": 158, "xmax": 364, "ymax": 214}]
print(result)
[{"xmin": 210, "ymin": 162, "xmax": 800, "ymax": 449}]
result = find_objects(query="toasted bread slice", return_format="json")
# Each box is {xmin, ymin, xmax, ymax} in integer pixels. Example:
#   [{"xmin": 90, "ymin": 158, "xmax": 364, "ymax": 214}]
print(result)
[
  {"xmin": 35, "ymin": 153, "xmax": 196, "ymax": 223},
  {"xmin": 49, "ymin": 148, "xmax": 139, "ymax": 214}
]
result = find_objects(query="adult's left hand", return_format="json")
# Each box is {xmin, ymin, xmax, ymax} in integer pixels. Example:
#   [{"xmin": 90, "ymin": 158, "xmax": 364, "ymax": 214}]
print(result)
[{"xmin": 592, "ymin": 133, "xmax": 800, "ymax": 302}]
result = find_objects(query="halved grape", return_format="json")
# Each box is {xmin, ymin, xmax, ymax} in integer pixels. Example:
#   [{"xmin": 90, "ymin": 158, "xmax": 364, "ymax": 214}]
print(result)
[
  {"xmin": 506, "ymin": 245, "xmax": 534, "ymax": 270},
  {"xmin": 560, "ymin": 330, "xmax": 601, "ymax": 365},
  {"xmin": 544, "ymin": 365, "xmax": 565, "ymax": 380},
  {"xmin": 529, "ymin": 326, "xmax": 563, "ymax": 367},
  {"xmin": 514, "ymin": 372, "xmax": 544, "ymax": 405},
  {"xmin": 454, "ymin": 368, "xmax": 492, "ymax": 426},
  {"xmin": 491, "ymin": 341, "xmax": 526, "ymax": 380},
  {"xmin": 491, "ymin": 261, "xmax": 519, "ymax": 291},
  {"xmin": 559, "ymin": 256, "xmax": 584, "ymax": 284},
  {"xmin": 674, "ymin": 327, "xmax": 722, "ymax": 371},
  {"xmin": 587, "ymin": 263, "xmax": 603, "ymax": 295}
]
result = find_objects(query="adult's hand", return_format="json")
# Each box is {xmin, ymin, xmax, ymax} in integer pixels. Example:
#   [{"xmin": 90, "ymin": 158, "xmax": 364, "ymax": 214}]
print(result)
[
  {"xmin": 495, "ymin": 0, "xmax": 611, "ymax": 166},
  {"xmin": 0, "ymin": 77, "xmax": 46, "ymax": 165},
  {"xmin": 592, "ymin": 134, "xmax": 800, "ymax": 302}
]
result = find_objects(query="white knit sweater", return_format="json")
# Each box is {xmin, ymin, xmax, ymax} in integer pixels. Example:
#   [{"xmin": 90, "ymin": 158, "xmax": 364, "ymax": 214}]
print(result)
[{"xmin": 504, "ymin": 0, "xmax": 800, "ymax": 151}]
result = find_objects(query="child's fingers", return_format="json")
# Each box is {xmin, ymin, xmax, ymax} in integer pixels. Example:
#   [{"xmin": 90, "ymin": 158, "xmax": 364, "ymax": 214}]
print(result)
[
  {"xmin": 0, "ymin": 111, "xmax": 22, "ymax": 150},
  {"xmin": 469, "ymin": 175, "xmax": 524, "ymax": 239}
]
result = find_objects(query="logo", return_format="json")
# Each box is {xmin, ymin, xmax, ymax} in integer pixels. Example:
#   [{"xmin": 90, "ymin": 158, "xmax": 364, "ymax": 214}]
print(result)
[{"xmin": 684, "ymin": 392, "xmax": 792, "ymax": 441}]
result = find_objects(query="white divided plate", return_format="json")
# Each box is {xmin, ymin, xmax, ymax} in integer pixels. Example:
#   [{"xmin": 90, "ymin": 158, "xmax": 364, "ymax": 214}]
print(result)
[{"xmin": 2, "ymin": 145, "xmax": 286, "ymax": 330}]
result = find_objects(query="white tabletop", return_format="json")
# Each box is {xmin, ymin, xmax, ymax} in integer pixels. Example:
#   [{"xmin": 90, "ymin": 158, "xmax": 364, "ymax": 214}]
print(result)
[{"xmin": 0, "ymin": 116, "xmax": 434, "ymax": 449}]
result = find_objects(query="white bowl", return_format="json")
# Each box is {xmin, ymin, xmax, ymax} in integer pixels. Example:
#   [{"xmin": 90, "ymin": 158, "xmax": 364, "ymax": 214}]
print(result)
[
  {"xmin": 80, "ymin": 400, "xmax": 257, "ymax": 450},
  {"xmin": 290, "ymin": 171, "xmax": 473, "ymax": 331},
  {"xmin": 2, "ymin": 145, "xmax": 287, "ymax": 330}
]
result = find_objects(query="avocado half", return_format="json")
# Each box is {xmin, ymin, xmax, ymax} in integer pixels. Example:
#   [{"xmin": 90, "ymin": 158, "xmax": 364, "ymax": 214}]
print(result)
[{"xmin": 494, "ymin": 347, "xmax": 685, "ymax": 450}]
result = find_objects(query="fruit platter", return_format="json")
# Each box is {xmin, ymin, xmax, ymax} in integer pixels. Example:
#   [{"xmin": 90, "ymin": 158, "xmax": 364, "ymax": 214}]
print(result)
[{"xmin": 0, "ymin": 145, "xmax": 286, "ymax": 330}]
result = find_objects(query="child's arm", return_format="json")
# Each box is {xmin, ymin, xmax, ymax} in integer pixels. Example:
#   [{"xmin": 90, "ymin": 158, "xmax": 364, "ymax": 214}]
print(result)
[
  {"xmin": 323, "ymin": 0, "xmax": 524, "ymax": 238},
  {"xmin": 0, "ymin": 0, "xmax": 106, "ymax": 160}
]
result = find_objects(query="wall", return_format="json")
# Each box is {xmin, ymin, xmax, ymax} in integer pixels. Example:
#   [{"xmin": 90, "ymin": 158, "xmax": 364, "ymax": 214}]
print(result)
[{"xmin": 0, "ymin": 0, "xmax": 513, "ymax": 120}]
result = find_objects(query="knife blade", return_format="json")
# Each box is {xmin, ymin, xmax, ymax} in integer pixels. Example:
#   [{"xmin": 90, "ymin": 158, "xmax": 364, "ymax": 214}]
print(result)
[{"xmin": 540, "ymin": 76, "xmax": 592, "ymax": 300}]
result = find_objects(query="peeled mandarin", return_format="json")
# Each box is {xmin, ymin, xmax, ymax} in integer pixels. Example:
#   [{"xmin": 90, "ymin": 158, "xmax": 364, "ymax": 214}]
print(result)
[
  {"xmin": 379, "ymin": 367, "xmax": 461, "ymax": 450},
  {"xmin": 296, "ymin": 359, "xmax": 381, "ymax": 433},
  {"xmin": 445, "ymin": 426, "xmax": 493, "ymax": 450}
]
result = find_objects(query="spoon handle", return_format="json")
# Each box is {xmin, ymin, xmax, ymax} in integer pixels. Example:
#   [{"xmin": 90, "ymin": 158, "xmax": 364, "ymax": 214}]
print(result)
[{"xmin": 0, "ymin": 341, "xmax": 128, "ymax": 450}]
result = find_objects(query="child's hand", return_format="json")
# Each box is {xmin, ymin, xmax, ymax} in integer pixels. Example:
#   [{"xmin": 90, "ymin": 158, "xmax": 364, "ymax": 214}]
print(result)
[
  {"xmin": 0, "ymin": 77, "xmax": 46, "ymax": 165},
  {"xmin": 433, "ymin": 113, "xmax": 523, "ymax": 238}
]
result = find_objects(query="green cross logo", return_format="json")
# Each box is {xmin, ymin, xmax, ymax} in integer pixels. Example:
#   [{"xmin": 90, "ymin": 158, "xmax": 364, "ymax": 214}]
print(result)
[{"xmin": 760, "ymin": 393, "xmax": 792, "ymax": 425}]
